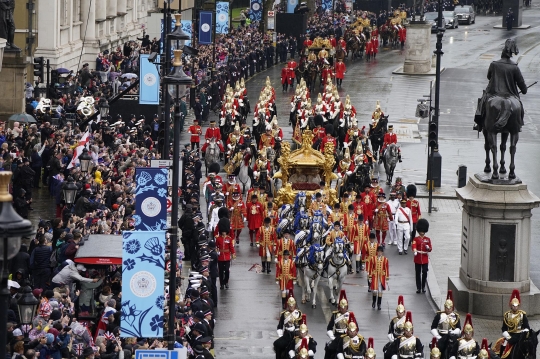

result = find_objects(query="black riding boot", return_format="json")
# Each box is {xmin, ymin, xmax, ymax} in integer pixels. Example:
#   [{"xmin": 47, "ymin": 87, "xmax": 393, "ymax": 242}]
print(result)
[
  {"xmin": 262, "ymin": 259, "xmax": 266, "ymax": 273},
  {"xmin": 398, "ymin": 154, "xmax": 402, "ymax": 162},
  {"xmin": 267, "ymin": 262, "xmax": 272, "ymax": 274},
  {"xmin": 356, "ymin": 261, "xmax": 361, "ymax": 273},
  {"xmin": 377, "ymin": 296, "xmax": 382, "ymax": 310},
  {"xmin": 372, "ymin": 294, "xmax": 377, "ymax": 308},
  {"xmin": 368, "ymin": 279, "xmax": 372, "ymax": 292},
  {"xmin": 281, "ymin": 297, "xmax": 286, "ymax": 309}
]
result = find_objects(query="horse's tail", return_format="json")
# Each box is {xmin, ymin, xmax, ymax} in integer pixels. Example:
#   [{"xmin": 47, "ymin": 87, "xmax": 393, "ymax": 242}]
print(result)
[{"xmin": 494, "ymin": 98, "xmax": 512, "ymax": 130}]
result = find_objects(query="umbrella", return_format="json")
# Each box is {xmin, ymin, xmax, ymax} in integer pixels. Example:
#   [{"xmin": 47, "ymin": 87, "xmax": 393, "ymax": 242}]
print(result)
[
  {"xmin": 120, "ymin": 73, "xmax": 138, "ymax": 79},
  {"xmin": 8, "ymin": 113, "xmax": 37, "ymax": 123},
  {"xmin": 56, "ymin": 68, "xmax": 71, "ymax": 74}
]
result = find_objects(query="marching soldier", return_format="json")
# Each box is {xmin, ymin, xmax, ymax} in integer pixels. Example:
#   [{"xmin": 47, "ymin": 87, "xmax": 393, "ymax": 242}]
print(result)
[
  {"xmin": 247, "ymin": 194, "xmax": 264, "ymax": 246},
  {"xmin": 448, "ymin": 314, "xmax": 479, "ymax": 359},
  {"xmin": 275, "ymin": 229, "xmax": 297, "ymax": 263},
  {"xmin": 326, "ymin": 290, "xmax": 351, "ymax": 340},
  {"xmin": 431, "ymin": 290, "xmax": 462, "ymax": 357},
  {"xmin": 366, "ymin": 245, "xmax": 389, "ymax": 310},
  {"xmin": 362, "ymin": 232, "xmax": 378, "ymax": 291},
  {"xmin": 395, "ymin": 198, "xmax": 413, "ymax": 255},
  {"xmin": 229, "ymin": 191, "xmax": 247, "ymax": 244},
  {"xmin": 388, "ymin": 296, "xmax": 407, "ymax": 342},
  {"xmin": 499, "ymin": 289, "xmax": 530, "ymax": 357},
  {"xmin": 335, "ymin": 58, "xmax": 346, "ymax": 88},
  {"xmin": 282, "ymin": 65, "xmax": 292, "ymax": 92},
  {"xmin": 274, "ymin": 293, "xmax": 303, "ymax": 359},
  {"xmin": 392, "ymin": 177, "xmax": 407, "ymax": 199},
  {"xmin": 406, "ymin": 184, "xmax": 421, "ymax": 239},
  {"xmin": 351, "ymin": 214, "xmax": 369, "ymax": 273},
  {"xmin": 374, "ymin": 192, "xmax": 394, "ymax": 246},
  {"xmin": 256, "ymin": 217, "xmax": 277, "ymax": 274},
  {"xmin": 390, "ymin": 312, "xmax": 424, "ymax": 359},
  {"xmin": 215, "ymin": 218, "xmax": 236, "ymax": 290},
  {"xmin": 276, "ymin": 249, "xmax": 297, "ymax": 309},
  {"xmin": 412, "ymin": 218, "xmax": 432, "ymax": 293},
  {"xmin": 188, "ymin": 118, "xmax": 202, "ymax": 150}
]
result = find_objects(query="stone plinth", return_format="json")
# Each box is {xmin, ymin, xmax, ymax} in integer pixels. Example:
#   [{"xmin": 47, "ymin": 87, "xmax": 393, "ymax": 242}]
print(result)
[
  {"xmin": 502, "ymin": 0, "xmax": 523, "ymax": 27},
  {"xmin": 448, "ymin": 174, "xmax": 540, "ymax": 317},
  {"xmin": 403, "ymin": 22, "xmax": 432, "ymax": 73},
  {"xmin": 0, "ymin": 50, "xmax": 26, "ymax": 119}
]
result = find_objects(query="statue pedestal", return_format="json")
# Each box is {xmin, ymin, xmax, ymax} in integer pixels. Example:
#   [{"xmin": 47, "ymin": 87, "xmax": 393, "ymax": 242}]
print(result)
[
  {"xmin": 0, "ymin": 50, "xmax": 26, "ymax": 119},
  {"xmin": 448, "ymin": 175, "xmax": 540, "ymax": 317},
  {"xmin": 393, "ymin": 22, "xmax": 435, "ymax": 75}
]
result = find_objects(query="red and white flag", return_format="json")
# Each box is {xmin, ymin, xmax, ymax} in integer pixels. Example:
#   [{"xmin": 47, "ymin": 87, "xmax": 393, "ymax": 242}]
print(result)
[{"xmin": 68, "ymin": 131, "xmax": 91, "ymax": 169}]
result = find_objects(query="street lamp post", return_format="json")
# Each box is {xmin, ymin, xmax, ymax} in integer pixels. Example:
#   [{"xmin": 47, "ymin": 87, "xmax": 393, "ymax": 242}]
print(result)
[
  {"xmin": 164, "ymin": 46, "xmax": 191, "ymax": 349},
  {"xmin": 17, "ymin": 285, "xmax": 39, "ymax": 349},
  {"xmin": 99, "ymin": 99, "xmax": 109, "ymax": 120},
  {"xmin": 0, "ymin": 172, "xmax": 35, "ymax": 359},
  {"xmin": 62, "ymin": 176, "xmax": 78, "ymax": 207},
  {"xmin": 78, "ymin": 148, "xmax": 92, "ymax": 174},
  {"xmin": 162, "ymin": 0, "xmax": 173, "ymax": 159}
]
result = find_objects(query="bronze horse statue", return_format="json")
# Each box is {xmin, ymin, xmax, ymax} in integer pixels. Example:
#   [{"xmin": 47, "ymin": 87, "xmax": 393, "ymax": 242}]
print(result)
[{"xmin": 475, "ymin": 39, "xmax": 529, "ymax": 180}]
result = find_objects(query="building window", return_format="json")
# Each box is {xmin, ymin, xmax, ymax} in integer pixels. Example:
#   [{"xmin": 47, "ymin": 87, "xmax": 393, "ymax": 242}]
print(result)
[
  {"xmin": 73, "ymin": 0, "xmax": 81, "ymax": 22},
  {"xmin": 60, "ymin": 0, "xmax": 69, "ymax": 26},
  {"xmin": 98, "ymin": 22, "xmax": 105, "ymax": 37}
]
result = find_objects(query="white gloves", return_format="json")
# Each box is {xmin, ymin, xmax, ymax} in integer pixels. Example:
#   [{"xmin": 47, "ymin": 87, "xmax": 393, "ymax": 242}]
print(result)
[
  {"xmin": 337, "ymin": 354, "xmax": 345, "ymax": 359},
  {"xmin": 293, "ymin": 280, "xmax": 297, "ymax": 285},
  {"xmin": 286, "ymin": 326, "xmax": 295, "ymax": 332},
  {"xmin": 308, "ymin": 350, "xmax": 314, "ymax": 357},
  {"xmin": 256, "ymin": 243, "xmax": 260, "ymax": 248},
  {"xmin": 414, "ymin": 251, "xmax": 418, "ymax": 256},
  {"xmin": 276, "ymin": 281, "xmax": 279, "ymax": 285},
  {"xmin": 503, "ymin": 331, "xmax": 511, "ymax": 340},
  {"xmin": 277, "ymin": 329, "xmax": 283, "ymax": 337},
  {"xmin": 288, "ymin": 350, "xmax": 295, "ymax": 358},
  {"xmin": 449, "ymin": 357, "xmax": 456, "ymax": 359},
  {"xmin": 450, "ymin": 328, "xmax": 461, "ymax": 336},
  {"xmin": 275, "ymin": 258, "xmax": 278, "ymax": 263},
  {"xmin": 391, "ymin": 355, "xmax": 398, "ymax": 359},
  {"xmin": 431, "ymin": 329, "xmax": 441, "ymax": 340},
  {"xmin": 327, "ymin": 330, "xmax": 335, "ymax": 340},
  {"xmin": 522, "ymin": 328, "xmax": 530, "ymax": 333},
  {"xmin": 388, "ymin": 333, "xmax": 395, "ymax": 342}
]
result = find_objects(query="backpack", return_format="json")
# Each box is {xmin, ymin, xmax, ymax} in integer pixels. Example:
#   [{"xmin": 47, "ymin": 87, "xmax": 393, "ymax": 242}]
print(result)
[
  {"xmin": 57, "ymin": 241, "xmax": 71, "ymax": 264},
  {"xmin": 50, "ymin": 238, "xmax": 66, "ymax": 268}
]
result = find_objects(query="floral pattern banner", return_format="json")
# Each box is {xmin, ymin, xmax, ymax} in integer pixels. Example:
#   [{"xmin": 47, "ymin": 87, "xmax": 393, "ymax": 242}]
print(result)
[
  {"xmin": 134, "ymin": 168, "xmax": 168, "ymax": 231},
  {"xmin": 216, "ymin": 2, "xmax": 230, "ymax": 34},
  {"xmin": 120, "ymin": 231, "xmax": 166, "ymax": 338},
  {"xmin": 250, "ymin": 0, "xmax": 263, "ymax": 21}
]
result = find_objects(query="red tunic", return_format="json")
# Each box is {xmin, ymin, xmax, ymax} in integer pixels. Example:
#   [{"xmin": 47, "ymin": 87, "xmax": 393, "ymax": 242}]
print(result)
[
  {"xmin": 383, "ymin": 132, "xmax": 398, "ymax": 145},
  {"xmin": 412, "ymin": 235, "xmax": 432, "ymax": 264},
  {"xmin": 373, "ymin": 202, "xmax": 393, "ymax": 231},
  {"xmin": 188, "ymin": 125, "xmax": 201, "ymax": 143},
  {"xmin": 303, "ymin": 39, "xmax": 313, "ymax": 48},
  {"xmin": 338, "ymin": 39, "xmax": 347, "ymax": 51},
  {"xmin": 276, "ymin": 258, "xmax": 296, "ymax": 291},
  {"xmin": 320, "ymin": 136, "xmax": 337, "ymax": 153},
  {"xmin": 256, "ymin": 226, "xmax": 277, "ymax": 257},
  {"xmin": 399, "ymin": 27, "xmax": 407, "ymax": 42},
  {"xmin": 246, "ymin": 201, "xmax": 264, "ymax": 230},
  {"xmin": 406, "ymin": 199, "xmax": 421, "ymax": 223},
  {"xmin": 287, "ymin": 60, "xmax": 298, "ymax": 78},
  {"xmin": 351, "ymin": 223, "xmax": 369, "ymax": 254},
  {"xmin": 216, "ymin": 234, "xmax": 236, "ymax": 261},
  {"xmin": 230, "ymin": 200, "xmax": 247, "ymax": 230},
  {"xmin": 371, "ymin": 38, "xmax": 378, "ymax": 54},
  {"xmin": 360, "ymin": 192, "xmax": 376, "ymax": 220},
  {"xmin": 223, "ymin": 182, "xmax": 241, "ymax": 207},
  {"xmin": 367, "ymin": 255, "xmax": 389, "ymax": 291},
  {"xmin": 321, "ymin": 68, "xmax": 334, "ymax": 86},
  {"xmin": 281, "ymin": 68, "xmax": 290, "ymax": 85},
  {"xmin": 365, "ymin": 40, "xmax": 374, "ymax": 55},
  {"xmin": 335, "ymin": 61, "xmax": 346, "ymax": 80},
  {"xmin": 205, "ymin": 127, "xmax": 222, "ymax": 141},
  {"xmin": 275, "ymin": 238, "xmax": 296, "ymax": 263}
]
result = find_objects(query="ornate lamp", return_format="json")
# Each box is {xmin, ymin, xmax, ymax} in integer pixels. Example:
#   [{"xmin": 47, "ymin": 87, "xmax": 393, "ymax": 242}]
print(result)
[
  {"xmin": 17, "ymin": 286, "xmax": 39, "ymax": 326},
  {"xmin": 164, "ymin": 50, "xmax": 193, "ymax": 85},
  {"xmin": 62, "ymin": 177, "xmax": 78, "ymax": 205},
  {"xmin": 78, "ymin": 148, "xmax": 92, "ymax": 174},
  {"xmin": 99, "ymin": 99, "xmax": 109, "ymax": 119},
  {"xmin": 168, "ymin": 13, "xmax": 190, "ymax": 47}
]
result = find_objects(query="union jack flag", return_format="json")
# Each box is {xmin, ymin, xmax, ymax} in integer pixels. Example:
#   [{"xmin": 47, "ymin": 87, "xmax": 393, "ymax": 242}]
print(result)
[
  {"xmin": 103, "ymin": 332, "xmax": 116, "ymax": 341},
  {"xmin": 73, "ymin": 343, "xmax": 84, "ymax": 356}
]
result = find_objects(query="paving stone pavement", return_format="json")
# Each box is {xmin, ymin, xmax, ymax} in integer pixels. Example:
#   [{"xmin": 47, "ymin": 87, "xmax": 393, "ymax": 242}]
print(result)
[{"xmin": 419, "ymin": 197, "xmax": 540, "ymax": 346}]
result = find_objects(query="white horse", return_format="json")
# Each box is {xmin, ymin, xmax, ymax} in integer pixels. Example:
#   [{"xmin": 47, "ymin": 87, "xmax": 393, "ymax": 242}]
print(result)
[
  {"xmin": 297, "ymin": 244, "xmax": 326, "ymax": 308},
  {"xmin": 204, "ymin": 138, "xmax": 220, "ymax": 175},
  {"xmin": 325, "ymin": 239, "xmax": 349, "ymax": 306},
  {"xmin": 237, "ymin": 155, "xmax": 252, "ymax": 196}
]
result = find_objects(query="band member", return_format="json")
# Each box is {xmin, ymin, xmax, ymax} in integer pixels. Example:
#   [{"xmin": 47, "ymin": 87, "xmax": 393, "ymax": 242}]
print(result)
[
  {"xmin": 390, "ymin": 312, "xmax": 424, "ymax": 359},
  {"xmin": 499, "ymin": 289, "xmax": 530, "ymax": 357},
  {"xmin": 229, "ymin": 191, "xmax": 247, "ymax": 243},
  {"xmin": 276, "ymin": 250, "xmax": 297, "ymax": 309},
  {"xmin": 388, "ymin": 296, "xmax": 407, "ymax": 342},
  {"xmin": 395, "ymin": 199, "xmax": 413, "ymax": 255},
  {"xmin": 215, "ymin": 218, "xmax": 236, "ymax": 290},
  {"xmin": 412, "ymin": 219, "xmax": 432, "ymax": 293},
  {"xmin": 247, "ymin": 194, "xmax": 264, "ymax": 246},
  {"xmin": 366, "ymin": 245, "xmax": 389, "ymax": 310},
  {"xmin": 256, "ymin": 217, "xmax": 277, "ymax": 274},
  {"xmin": 374, "ymin": 192, "xmax": 394, "ymax": 246}
]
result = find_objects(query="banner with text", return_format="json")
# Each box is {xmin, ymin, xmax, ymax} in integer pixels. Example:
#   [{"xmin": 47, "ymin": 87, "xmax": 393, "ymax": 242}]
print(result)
[
  {"xmin": 198, "ymin": 11, "xmax": 213, "ymax": 44},
  {"xmin": 139, "ymin": 54, "xmax": 160, "ymax": 105},
  {"xmin": 134, "ymin": 168, "xmax": 168, "ymax": 231},
  {"xmin": 120, "ymin": 231, "xmax": 166, "ymax": 338},
  {"xmin": 250, "ymin": 0, "xmax": 263, "ymax": 20},
  {"xmin": 216, "ymin": 2, "xmax": 230, "ymax": 34}
]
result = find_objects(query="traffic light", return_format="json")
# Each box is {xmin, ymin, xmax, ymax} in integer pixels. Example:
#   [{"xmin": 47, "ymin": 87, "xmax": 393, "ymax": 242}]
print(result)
[
  {"xmin": 33, "ymin": 57, "xmax": 44, "ymax": 79},
  {"xmin": 51, "ymin": 69, "xmax": 59, "ymax": 85},
  {"xmin": 428, "ymin": 122, "xmax": 438, "ymax": 147}
]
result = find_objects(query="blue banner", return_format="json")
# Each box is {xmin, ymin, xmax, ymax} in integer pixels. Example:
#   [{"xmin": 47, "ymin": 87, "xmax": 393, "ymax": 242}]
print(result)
[
  {"xmin": 198, "ymin": 11, "xmax": 213, "ymax": 45},
  {"xmin": 250, "ymin": 0, "xmax": 263, "ymax": 20},
  {"xmin": 134, "ymin": 168, "xmax": 168, "ymax": 231},
  {"xmin": 216, "ymin": 2, "xmax": 230, "ymax": 34},
  {"xmin": 139, "ymin": 54, "xmax": 160, "ymax": 105},
  {"xmin": 181, "ymin": 20, "xmax": 192, "ymax": 47},
  {"xmin": 321, "ymin": 0, "xmax": 332, "ymax": 11},
  {"xmin": 287, "ymin": 0, "xmax": 297, "ymax": 13},
  {"xmin": 120, "ymin": 231, "xmax": 166, "ymax": 338}
]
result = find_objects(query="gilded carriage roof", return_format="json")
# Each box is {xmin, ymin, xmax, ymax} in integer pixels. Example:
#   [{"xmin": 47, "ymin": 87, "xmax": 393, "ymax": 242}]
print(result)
[{"xmin": 287, "ymin": 130, "xmax": 326, "ymax": 166}]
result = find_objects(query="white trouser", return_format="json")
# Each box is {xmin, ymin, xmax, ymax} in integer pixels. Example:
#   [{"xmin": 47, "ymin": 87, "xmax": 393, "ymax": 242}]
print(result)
[
  {"xmin": 388, "ymin": 219, "xmax": 397, "ymax": 244},
  {"xmin": 396, "ymin": 223, "xmax": 411, "ymax": 252}
]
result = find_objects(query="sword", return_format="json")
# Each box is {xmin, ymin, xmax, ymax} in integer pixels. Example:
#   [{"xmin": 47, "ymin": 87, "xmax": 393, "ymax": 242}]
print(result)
[{"xmin": 519, "ymin": 81, "xmax": 537, "ymax": 94}]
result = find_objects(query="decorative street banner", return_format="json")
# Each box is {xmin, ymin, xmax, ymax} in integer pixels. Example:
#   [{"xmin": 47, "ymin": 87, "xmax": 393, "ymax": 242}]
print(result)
[
  {"xmin": 216, "ymin": 2, "xmax": 230, "ymax": 34},
  {"xmin": 139, "ymin": 54, "xmax": 160, "ymax": 105},
  {"xmin": 198, "ymin": 11, "xmax": 213, "ymax": 45},
  {"xmin": 120, "ymin": 231, "xmax": 166, "ymax": 338},
  {"xmin": 181, "ymin": 20, "xmax": 192, "ymax": 47},
  {"xmin": 287, "ymin": 0, "xmax": 297, "ymax": 13},
  {"xmin": 321, "ymin": 0, "xmax": 333, "ymax": 11},
  {"xmin": 250, "ymin": 0, "xmax": 263, "ymax": 20},
  {"xmin": 134, "ymin": 168, "xmax": 168, "ymax": 231}
]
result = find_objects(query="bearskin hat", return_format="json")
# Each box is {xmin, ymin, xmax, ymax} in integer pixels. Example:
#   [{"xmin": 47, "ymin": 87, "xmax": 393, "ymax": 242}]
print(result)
[
  {"xmin": 416, "ymin": 218, "xmax": 429, "ymax": 233},
  {"xmin": 406, "ymin": 184, "xmax": 417, "ymax": 197}
]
